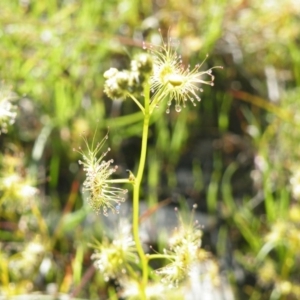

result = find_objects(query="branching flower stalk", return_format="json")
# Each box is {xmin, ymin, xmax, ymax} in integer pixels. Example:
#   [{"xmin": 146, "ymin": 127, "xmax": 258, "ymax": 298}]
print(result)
[{"xmin": 79, "ymin": 33, "xmax": 222, "ymax": 299}]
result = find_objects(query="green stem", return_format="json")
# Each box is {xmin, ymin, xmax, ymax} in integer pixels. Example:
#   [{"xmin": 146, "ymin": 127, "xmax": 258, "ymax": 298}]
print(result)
[
  {"xmin": 149, "ymin": 88, "xmax": 164, "ymax": 113},
  {"xmin": 132, "ymin": 83, "xmax": 151, "ymax": 299},
  {"xmin": 129, "ymin": 94, "xmax": 145, "ymax": 114},
  {"xmin": 147, "ymin": 254, "xmax": 175, "ymax": 261},
  {"xmin": 105, "ymin": 179, "xmax": 131, "ymax": 184}
]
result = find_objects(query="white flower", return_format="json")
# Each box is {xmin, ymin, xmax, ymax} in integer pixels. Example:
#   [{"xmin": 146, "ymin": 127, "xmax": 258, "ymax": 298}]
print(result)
[
  {"xmin": 91, "ymin": 220, "xmax": 138, "ymax": 281},
  {"xmin": 148, "ymin": 32, "xmax": 222, "ymax": 113},
  {"xmin": 75, "ymin": 133, "xmax": 128, "ymax": 215}
]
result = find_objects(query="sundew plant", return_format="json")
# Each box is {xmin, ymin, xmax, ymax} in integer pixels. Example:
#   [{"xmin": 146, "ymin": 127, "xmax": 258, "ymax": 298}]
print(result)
[
  {"xmin": 2, "ymin": 1, "xmax": 300, "ymax": 299},
  {"xmin": 76, "ymin": 32, "xmax": 223, "ymax": 299}
]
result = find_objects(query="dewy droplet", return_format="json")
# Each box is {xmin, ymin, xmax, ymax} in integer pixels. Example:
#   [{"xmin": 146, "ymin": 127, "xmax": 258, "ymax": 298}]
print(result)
[
  {"xmin": 175, "ymin": 105, "xmax": 182, "ymax": 112},
  {"xmin": 166, "ymin": 108, "xmax": 170, "ymax": 114}
]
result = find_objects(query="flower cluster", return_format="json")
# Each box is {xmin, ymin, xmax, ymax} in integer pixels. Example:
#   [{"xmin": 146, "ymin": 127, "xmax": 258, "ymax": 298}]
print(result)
[
  {"xmin": 0, "ymin": 150, "xmax": 38, "ymax": 214},
  {"xmin": 103, "ymin": 32, "xmax": 222, "ymax": 114},
  {"xmin": 264, "ymin": 207, "xmax": 300, "ymax": 254},
  {"xmin": 104, "ymin": 53, "xmax": 153, "ymax": 100},
  {"xmin": 257, "ymin": 259, "xmax": 277, "ymax": 287},
  {"xmin": 91, "ymin": 220, "xmax": 138, "ymax": 281},
  {"xmin": 119, "ymin": 278, "xmax": 166, "ymax": 300},
  {"xmin": 75, "ymin": 133, "xmax": 128, "ymax": 216},
  {"xmin": 148, "ymin": 31, "xmax": 223, "ymax": 113},
  {"xmin": 155, "ymin": 207, "xmax": 204, "ymax": 287},
  {"xmin": 8, "ymin": 235, "xmax": 46, "ymax": 280}
]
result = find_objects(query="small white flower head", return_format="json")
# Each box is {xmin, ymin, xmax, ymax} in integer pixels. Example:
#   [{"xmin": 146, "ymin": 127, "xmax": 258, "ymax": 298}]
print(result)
[
  {"xmin": 257, "ymin": 259, "xmax": 277, "ymax": 287},
  {"xmin": 156, "ymin": 205, "xmax": 203, "ymax": 288},
  {"xmin": 0, "ymin": 151, "xmax": 38, "ymax": 213},
  {"xmin": 265, "ymin": 221, "xmax": 288, "ymax": 244},
  {"xmin": 74, "ymin": 132, "xmax": 128, "ymax": 216},
  {"xmin": 8, "ymin": 235, "xmax": 46, "ymax": 279},
  {"xmin": 91, "ymin": 220, "xmax": 138, "ymax": 281},
  {"xmin": 104, "ymin": 54, "xmax": 153, "ymax": 101},
  {"xmin": 0, "ymin": 85, "xmax": 18, "ymax": 134},
  {"xmin": 146, "ymin": 29, "xmax": 222, "ymax": 113},
  {"xmin": 119, "ymin": 278, "xmax": 166, "ymax": 300},
  {"xmin": 155, "ymin": 251, "xmax": 187, "ymax": 288},
  {"xmin": 130, "ymin": 53, "xmax": 153, "ymax": 83},
  {"xmin": 264, "ymin": 218, "xmax": 300, "ymax": 254},
  {"xmin": 104, "ymin": 68, "xmax": 132, "ymax": 100},
  {"xmin": 168, "ymin": 206, "xmax": 202, "ymax": 251}
]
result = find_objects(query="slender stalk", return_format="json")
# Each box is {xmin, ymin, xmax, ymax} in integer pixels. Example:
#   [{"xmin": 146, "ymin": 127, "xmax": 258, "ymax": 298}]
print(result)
[
  {"xmin": 129, "ymin": 94, "xmax": 145, "ymax": 114},
  {"xmin": 147, "ymin": 254, "xmax": 175, "ymax": 261},
  {"xmin": 132, "ymin": 82, "xmax": 151, "ymax": 299},
  {"xmin": 105, "ymin": 179, "xmax": 131, "ymax": 184}
]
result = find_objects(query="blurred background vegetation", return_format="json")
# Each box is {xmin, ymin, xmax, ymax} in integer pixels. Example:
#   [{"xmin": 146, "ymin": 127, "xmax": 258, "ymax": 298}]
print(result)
[{"xmin": 1, "ymin": 0, "xmax": 300, "ymax": 299}]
